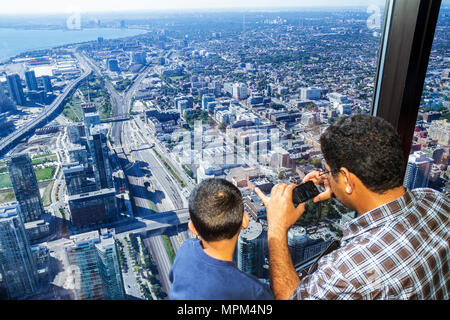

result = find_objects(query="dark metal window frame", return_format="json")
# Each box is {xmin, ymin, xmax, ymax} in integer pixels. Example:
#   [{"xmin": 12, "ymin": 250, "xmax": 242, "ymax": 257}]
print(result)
[{"xmin": 371, "ymin": 0, "xmax": 443, "ymax": 170}]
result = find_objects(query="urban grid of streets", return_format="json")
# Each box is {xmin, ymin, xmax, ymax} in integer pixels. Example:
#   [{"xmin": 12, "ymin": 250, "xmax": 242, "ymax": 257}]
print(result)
[
  {"xmin": 30, "ymin": 52, "xmax": 195, "ymax": 300},
  {"xmin": 1, "ymin": 7, "xmax": 448, "ymax": 300}
]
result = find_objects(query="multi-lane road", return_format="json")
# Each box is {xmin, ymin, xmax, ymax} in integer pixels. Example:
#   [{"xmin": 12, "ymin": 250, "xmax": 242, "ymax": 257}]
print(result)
[
  {"xmin": 0, "ymin": 53, "xmax": 92, "ymax": 156},
  {"xmin": 77, "ymin": 52, "xmax": 192, "ymax": 298}
]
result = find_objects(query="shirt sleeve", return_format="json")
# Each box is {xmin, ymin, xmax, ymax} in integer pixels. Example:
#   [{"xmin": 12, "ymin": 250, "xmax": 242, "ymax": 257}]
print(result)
[{"xmin": 290, "ymin": 258, "xmax": 361, "ymax": 300}]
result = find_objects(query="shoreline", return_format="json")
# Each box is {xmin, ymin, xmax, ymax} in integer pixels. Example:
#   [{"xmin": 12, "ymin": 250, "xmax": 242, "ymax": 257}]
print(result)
[{"xmin": 0, "ymin": 27, "xmax": 148, "ymax": 64}]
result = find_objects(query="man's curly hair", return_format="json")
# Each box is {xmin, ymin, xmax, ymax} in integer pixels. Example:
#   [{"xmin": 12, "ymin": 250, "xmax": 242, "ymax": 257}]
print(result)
[{"xmin": 320, "ymin": 114, "xmax": 405, "ymax": 194}]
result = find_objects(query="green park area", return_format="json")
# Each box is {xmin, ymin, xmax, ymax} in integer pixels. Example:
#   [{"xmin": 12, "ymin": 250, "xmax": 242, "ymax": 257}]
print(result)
[
  {"xmin": 62, "ymin": 73, "xmax": 113, "ymax": 122},
  {"xmin": 0, "ymin": 166, "xmax": 56, "ymax": 189}
]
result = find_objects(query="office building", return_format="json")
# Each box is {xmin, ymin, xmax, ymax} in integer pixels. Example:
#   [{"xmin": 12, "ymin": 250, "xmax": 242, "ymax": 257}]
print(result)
[
  {"xmin": 202, "ymin": 94, "xmax": 215, "ymax": 110},
  {"xmin": 63, "ymin": 229, "xmax": 125, "ymax": 300},
  {"xmin": 68, "ymin": 123, "xmax": 86, "ymax": 145},
  {"xmin": 287, "ymin": 226, "xmax": 310, "ymax": 265},
  {"xmin": 175, "ymin": 95, "xmax": 194, "ymax": 114},
  {"xmin": 68, "ymin": 188, "xmax": 117, "ymax": 227},
  {"xmin": 236, "ymin": 219, "xmax": 265, "ymax": 278},
  {"xmin": 300, "ymin": 87, "xmax": 321, "ymax": 101},
  {"xmin": 28, "ymin": 90, "xmax": 46, "ymax": 104},
  {"xmin": 41, "ymin": 76, "xmax": 53, "ymax": 93},
  {"xmin": 107, "ymin": 58, "xmax": 120, "ymax": 72},
  {"xmin": 7, "ymin": 153, "xmax": 45, "ymax": 223},
  {"xmin": 0, "ymin": 90, "xmax": 16, "ymax": 113},
  {"xmin": 88, "ymin": 127, "xmax": 113, "ymax": 190},
  {"xmin": 131, "ymin": 51, "xmax": 146, "ymax": 65},
  {"xmin": 232, "ymin": 83, "xmax": 248, "ymax": 100},
  {"xmin": 0, "ymin": 203, "xmax": 39, "ymax": 299},
  {"xmin": 6, "ymin": 74, "xmax": 25, "ymax": 106},
  {"xmin": 68, "ymin": 145, "xmax": 89, "ymax": 165},
  {"xmin": 403, "ymin": 151, "xmax": 433, "ymax": 190},
  {"xmin": 63, "ymin": 164, "xmax": 88, "ymax": 196},
  {"xmin": 84, "ymin": 112, "xmax": 101, "ymax": 135},
  {"xmin": 25, "ymin": 70, "xmax": 38, "ymax": 91}
]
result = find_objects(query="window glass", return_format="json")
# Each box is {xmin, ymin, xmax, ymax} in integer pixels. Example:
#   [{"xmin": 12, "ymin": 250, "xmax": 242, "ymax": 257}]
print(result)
[
  {"xmin": 0, "ymin": 1, "xmax": 388, "ymax": 300},
  {"xmin": 404, "ymin": 4, "xmax": 450, "ymax": 197}
]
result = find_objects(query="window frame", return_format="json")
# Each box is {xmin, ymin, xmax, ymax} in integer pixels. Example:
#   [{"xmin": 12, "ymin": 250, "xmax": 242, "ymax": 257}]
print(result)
[{"xmin": 371, "ymin": 0, "xmax": 443, "ymax": 171}]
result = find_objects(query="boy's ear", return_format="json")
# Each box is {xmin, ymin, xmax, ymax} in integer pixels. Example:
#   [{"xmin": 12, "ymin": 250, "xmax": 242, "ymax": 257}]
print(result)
[
  {"xmin": 188, "ymin": 220, "xmax": 200, "ymax": 236},
  {"xmin": 241, "ymin": 211, "xmax": 249, "ymax": 230}
]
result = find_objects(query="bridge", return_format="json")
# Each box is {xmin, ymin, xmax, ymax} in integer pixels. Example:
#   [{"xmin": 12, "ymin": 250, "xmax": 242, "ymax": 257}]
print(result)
[
  {"xmin": 105, "ymin": 208, "xmax": 190, "ymax": 236},
  {"xmin": 100, "ymin": 114, "xmax": 131, "ymax": 123}
]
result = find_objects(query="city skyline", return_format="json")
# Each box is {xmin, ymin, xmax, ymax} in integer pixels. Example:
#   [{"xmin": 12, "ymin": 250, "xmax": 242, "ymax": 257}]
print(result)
[
  {"xmin": 1, "ymin": 0, "xmax": 387, "ymax": 15},
  {"xmin": 0, "ymin": 5, "xmax": 448, "ymax": 300}
]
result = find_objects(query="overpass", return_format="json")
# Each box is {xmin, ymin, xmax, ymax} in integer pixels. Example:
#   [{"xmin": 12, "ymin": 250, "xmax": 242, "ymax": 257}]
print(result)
[
  {"xmin": 100, "ymin": 114, "xmax": 131, "ymax": 123},
  {"xmin": 103, "ymin": 208, "xmax": 190, "ymax": 236},
  {"xmin": 0, "ymin": 66, "xmax": 92, "ymax": 156}
]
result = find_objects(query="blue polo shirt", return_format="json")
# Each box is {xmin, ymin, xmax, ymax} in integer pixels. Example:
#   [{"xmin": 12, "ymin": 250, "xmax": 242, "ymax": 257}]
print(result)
[{"xmin": 169, "ymin": 239, "xmax": 274, "ymax": 300}]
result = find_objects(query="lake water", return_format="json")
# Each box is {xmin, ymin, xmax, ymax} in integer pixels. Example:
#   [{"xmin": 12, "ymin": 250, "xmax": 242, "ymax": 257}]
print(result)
[{"xmin": 0, "ymin": 27, "xmax": 148, "ymax": 62}]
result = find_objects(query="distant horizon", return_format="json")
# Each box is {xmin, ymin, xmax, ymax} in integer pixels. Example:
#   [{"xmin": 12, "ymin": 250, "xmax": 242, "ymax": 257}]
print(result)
[{"xmin": 0, "ymin": 0, "xmax": 387, "ymax": 15}]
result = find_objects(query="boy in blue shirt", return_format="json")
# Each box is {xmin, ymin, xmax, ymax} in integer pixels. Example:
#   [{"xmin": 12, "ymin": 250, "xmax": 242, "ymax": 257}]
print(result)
[{"xmin": 169, "ymin": 178, "xmax": 274, "ymax": 300}]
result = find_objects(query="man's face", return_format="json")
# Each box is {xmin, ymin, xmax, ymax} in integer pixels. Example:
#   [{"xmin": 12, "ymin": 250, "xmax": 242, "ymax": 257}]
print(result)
[{"xmin": 323, "ymin": 161, "xmax": 357, "ymax": 212}]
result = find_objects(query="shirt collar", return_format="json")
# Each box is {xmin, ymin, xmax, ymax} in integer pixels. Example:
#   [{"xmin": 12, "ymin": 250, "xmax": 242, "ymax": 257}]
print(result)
[{"xmin": 341, "ymin": 189, "xmax": 414, "ymax": 242}]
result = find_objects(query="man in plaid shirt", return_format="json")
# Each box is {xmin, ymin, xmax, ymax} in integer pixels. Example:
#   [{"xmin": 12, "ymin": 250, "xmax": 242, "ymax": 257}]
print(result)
[{"xmin": 256, "ymin": 115, "xmax": 449, "ymax": 300}]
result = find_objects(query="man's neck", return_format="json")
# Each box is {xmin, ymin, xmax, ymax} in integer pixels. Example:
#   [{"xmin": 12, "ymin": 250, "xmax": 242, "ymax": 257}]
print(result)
[
  {"xmin": 200, "ymin": 237, "xmax": 237, "ymax": 262},
  {"xmin": 356, "ymin": 186, "xmax": 406, "ymax": 216}
]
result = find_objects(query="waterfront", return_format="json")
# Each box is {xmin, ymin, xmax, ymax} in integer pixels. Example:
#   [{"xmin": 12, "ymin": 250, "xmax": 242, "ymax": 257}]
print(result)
[{"xmin": 0, "ymin": 27, "xmax": 148, "ymax": 62}]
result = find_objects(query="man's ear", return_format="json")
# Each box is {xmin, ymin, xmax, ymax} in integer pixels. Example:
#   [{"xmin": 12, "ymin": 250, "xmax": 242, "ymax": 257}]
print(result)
[
  {"xmin": 241, "ymin": 211, "xmax": 250, "ymax": 230},
  {"xmin": 340, "ymin": 167, "xmax": 354, "ymax": 194},
  {"xmin": 188, "ymin": 220, "xmax": 200, "ymax": 236}
]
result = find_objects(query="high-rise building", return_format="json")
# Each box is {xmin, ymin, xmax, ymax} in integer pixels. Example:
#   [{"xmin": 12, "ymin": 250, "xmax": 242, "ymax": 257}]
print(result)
[
  {"xmin": 68, "ymin": 188, "xmax": 117, "ymax": 227},
  {"xmin": 68, "ymin": 145, "xmax": 89, "ymax": 165},
  {"xmin": 6, "ymin": 74, "xmax": 25, "ymax": 106},
  {"xmin": 201, "ymin": 94, "xmax": 215, "ymax": 110},
  {"xmin": 403, "ymin": 151, "xmax": 433, "ymax": 190},
  {"xmin": 63, "ymin": 164, "xmax": 88, "ymax": 196},
  {"xmin": 107, "ymin": 58, "xmax": 120, "ymax": 72},
  {"xmin": 68, "ymin": 123, "xmax": 86, "ymax": 145},
  {"xmin": 174, "ymin": 95, "xmax": 194, "ymax": 114},
  {"xmin": 236, "ymin": 219, "xmax": 265, "ymax": 278},
  {"xmin": 41, "ymin": 76, "xmax": 53, "ymax": 93},
  {"xmin": 232, "ymin": 83, "xmax": 248, "ymax": 100},
  {"xmin": 131, "ymin": 51, "xmax": 146, "ymax": 65},
  {"xmin": 25, "ymin": 70, "xmax": 38, "ymax": 91},
  {"xmin": 88, "ymin": 127, "xmax": 113, "ymax": 190},
  {"xmin": 63, "ymin": 229, "xmax": 125, "ymax": 300},
  {"xmin": 287, "ymin": 226, "xmax": 309, "ymax": 265},
  {"xmin": 300, "ymin": 87, "xmax": 321, "ymax": 101},
  {"xmin": 0, "ymin": 202, "xmax": 39, "ymax": 299},
  {"xmin": 7, "ymin": 153, "xmax": 45, "ymax": 223},
  {"xmin": 84, "ymin": 112, "xmax": 101, "ymax": 136}
]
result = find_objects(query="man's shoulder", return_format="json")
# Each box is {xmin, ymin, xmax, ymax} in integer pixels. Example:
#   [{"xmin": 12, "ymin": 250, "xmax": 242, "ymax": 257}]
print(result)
[{"xmin": 410, "ymin": 187, "xmax": 449, "ymax": 206}]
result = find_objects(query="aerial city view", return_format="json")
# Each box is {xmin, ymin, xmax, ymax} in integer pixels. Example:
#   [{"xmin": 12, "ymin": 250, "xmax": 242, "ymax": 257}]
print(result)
[{"xmin": 0, "ymin": 0, "xmax": 448, "ymax": 300}]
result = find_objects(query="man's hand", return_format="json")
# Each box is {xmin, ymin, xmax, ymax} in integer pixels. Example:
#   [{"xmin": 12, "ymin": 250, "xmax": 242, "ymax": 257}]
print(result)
[
  {"xmin": 302, "ymin": 170, "xmax": 333, "ymax": 203},
  {"xmin": 255, "ymin": 184, "xmax": 305, "ymax": 236}
]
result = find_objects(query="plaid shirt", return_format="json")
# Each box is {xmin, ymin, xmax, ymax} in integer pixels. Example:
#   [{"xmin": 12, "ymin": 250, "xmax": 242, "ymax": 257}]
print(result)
[{"xmin": 291, "ymin": 188, "xmax": 449, "ymax": 300}]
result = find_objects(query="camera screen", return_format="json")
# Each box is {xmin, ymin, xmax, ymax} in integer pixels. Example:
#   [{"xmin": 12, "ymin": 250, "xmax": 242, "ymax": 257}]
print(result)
[{"xmin": 292, "ymin": 181, "xmax": 320, "ymax": 206}]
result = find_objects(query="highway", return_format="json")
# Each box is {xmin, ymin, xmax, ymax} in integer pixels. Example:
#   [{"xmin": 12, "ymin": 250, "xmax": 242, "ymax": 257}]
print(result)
[
  {"xmin": 78, "ymin": 51, "xmax": 190, "ymax": 298},
  {"xmin": 0, "ymin": 53, "xmax": 92, "ymax": 155}
]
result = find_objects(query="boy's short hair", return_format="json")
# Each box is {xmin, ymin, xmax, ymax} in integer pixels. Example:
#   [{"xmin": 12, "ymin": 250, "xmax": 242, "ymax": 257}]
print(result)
[{"xmin": 188, "ymin": 178, "xmax": 244, "ymax": 242}]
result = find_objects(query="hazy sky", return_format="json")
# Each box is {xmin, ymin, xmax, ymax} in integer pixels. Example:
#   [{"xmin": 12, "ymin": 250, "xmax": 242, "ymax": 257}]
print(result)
[{"xmin": 0, "ymin": 0, "xmax": 387, "ymax": 14}]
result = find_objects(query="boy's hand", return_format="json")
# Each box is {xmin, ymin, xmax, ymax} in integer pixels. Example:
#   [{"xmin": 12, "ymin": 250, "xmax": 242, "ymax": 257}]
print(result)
[{"xmin": 255, "ymin": 184, "xmax": 305, "ymax": 237}]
